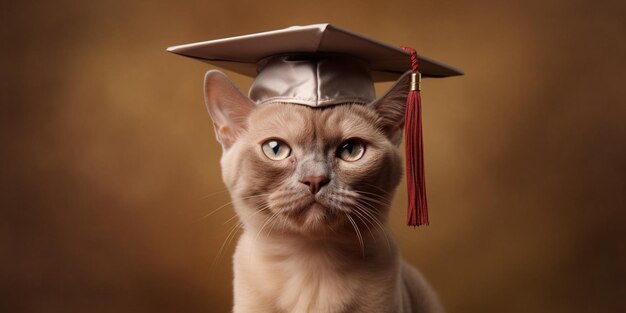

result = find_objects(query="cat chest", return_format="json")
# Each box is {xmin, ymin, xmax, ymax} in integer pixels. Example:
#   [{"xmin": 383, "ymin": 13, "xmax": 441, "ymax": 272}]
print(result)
[
  {"xmin": 234, "ymin": 235, "xmax": 398, "ymax": 312},
  {"xmin": 268, "ymin": 256, "xmax": 362, "ymax": 313}
]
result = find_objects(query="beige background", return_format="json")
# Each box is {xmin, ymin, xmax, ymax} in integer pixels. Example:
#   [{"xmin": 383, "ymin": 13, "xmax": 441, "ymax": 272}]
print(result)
[{"xmin": 2, "ymin": 0, "xmax": 625, "ymax": 312}]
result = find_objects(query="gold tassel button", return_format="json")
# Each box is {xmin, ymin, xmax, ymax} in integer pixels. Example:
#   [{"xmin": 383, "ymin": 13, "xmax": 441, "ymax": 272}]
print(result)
[{"xmin": 410, "ymin": 72, "xmax": 422, "ymax": 91}]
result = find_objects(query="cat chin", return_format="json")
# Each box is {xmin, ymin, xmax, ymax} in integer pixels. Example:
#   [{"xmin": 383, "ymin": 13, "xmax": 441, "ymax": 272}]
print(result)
[
  {"xmin": 302, "ymin": 202, "xmax": 329, "ymax": 225},
  {"xmin": 279, "ymin": 201, "xmax": 345, "ymax": 234}
]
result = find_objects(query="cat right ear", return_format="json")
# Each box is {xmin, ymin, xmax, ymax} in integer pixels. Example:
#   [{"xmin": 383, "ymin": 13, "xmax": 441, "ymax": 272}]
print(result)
[
  {"xmin": 204, "ymin": 70, "xmax": 255, "ymax": 150},
  {"xmin": 369, "ymin": 71, "xmax": 411, "ymax": 146}
]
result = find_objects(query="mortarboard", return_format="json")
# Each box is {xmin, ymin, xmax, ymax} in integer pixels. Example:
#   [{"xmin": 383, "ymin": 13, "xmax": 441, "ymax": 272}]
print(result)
[{"xmin": 167, "ymin": 23, "xmax": 462, "ymax": 226}]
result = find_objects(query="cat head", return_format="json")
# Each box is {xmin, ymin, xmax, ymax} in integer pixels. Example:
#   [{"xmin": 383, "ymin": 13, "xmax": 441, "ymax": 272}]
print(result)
[{"xmin": 204, "ymin": 70, "xmax": 410, "ymax": 236}]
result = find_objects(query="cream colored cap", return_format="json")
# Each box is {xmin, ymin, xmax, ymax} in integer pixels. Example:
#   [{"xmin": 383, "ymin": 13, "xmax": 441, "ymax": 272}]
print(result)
[{"xmin": 167, "ymin": 24, "xmax": 462, "ymax": 106}]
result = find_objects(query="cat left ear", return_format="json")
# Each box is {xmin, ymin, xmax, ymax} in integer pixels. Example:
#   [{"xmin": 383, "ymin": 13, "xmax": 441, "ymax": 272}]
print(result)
[
  {"xmin": 204, "ymin": 70, "xmax": 255, "ymax": 150},
  {"xmin": 369, "ymin": 71, "xmax": 411, "ymax": 146}
]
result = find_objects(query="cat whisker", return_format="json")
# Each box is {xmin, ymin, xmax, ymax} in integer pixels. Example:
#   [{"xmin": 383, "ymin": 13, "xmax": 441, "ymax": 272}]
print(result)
[
  {"xmin": 356, "ymin": 182, "xmax": 394, "ymax": 197},
  {"xmin": 198, "ymin": 188, "xmax": 229, "ymax": 200},
  {"xmin": 254, "ymin": 209, "xmax": 281, "ymax": 245},
  {"xmin": 247, "ymin": 208, "xmax": 283, "ymax": 262},
  {"xmin": 277, "ymin": 210, "xmax": 290, "ymax": 234},
  {"xmin": 335, "ymin": 188, "xmax": 390, "ymax": 209},
  {"xmin": 329, "ymin": 189, "xmax": 390, "ymax": 246},
  {"xmin": 214, "ymin": 204, "xmax": 274, "ymax": 270},
  {"xmin": 264, "ymin": 210, "xmax": 282, "ymax": 236},
  {"xmin": 223, "ymin": 214, "xmax": 239, "ymax": 225},
  {"xmin": 355, "ymin": 205, "xmax": 385, "ymax": 234},
  {"xmin": 330, "ymin": 193, "xmax": 375, "ymax": 239},
  {"xmin": 268, "ymin": 190, "xmax": 311, "ymax": 209},
  {"xmin": 354, "ymin": 199, "xmax": 387, "ymax": 225},
  {"xmin": 266, "ymin": 205, "xmax": 288, "ymax": 238},
  {"xmin": 356, "ymin": 190, "xmax": 390, "ymax": 203},
  {"xmin": 352, "ymin": 198, "xmax": 383, "ymax": 220},
  {"xmin": 353, "ymin": 192, "xmax": 390, "ymax": 208},
  {"xmin": 352, "ymin": 203, "xmax": 391, "ymax": 250},
  {"xmin": 350, "ymin": 208, "xmax": 376, "ymax": 241},
  {"xmin": 224, "ymin": 202, "xmax": 271, "ymax": 225},
  {"xmin": 211, "ymin": 221, "xmax": 243, "ymax": 273},
  {"xmin": 201, "ymin": 193, "xmax": 272, "ymax": 220},
  {"xmin": 327, "ymin": 192, "xmax": 388, "ymax": 246},
  {"xmin": 345, "ymin": 213, "xmax": 365, "ymax": 257},
  {"xmin": 335, "ymin": 188, "xmax": 360, "ymax": 198},
  {"xmin": 223, "ymin": 222, "xmax": 244, "ymax": 257},
  {"xmin": 352, "ymin": 188, "xmax": 390, "ymax": 201},
  {"xmin": 201, "ymin": 200, "xmax": 236, "ymax": 220},
  {"xmin": 213, "ymin": 203, "xmax": 274, "ymax": 263}
]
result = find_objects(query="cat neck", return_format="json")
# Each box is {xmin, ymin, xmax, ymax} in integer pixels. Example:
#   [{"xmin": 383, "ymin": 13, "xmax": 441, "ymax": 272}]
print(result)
[{"xmin": 240, "ymin": 225, "xmax": 398, "ymax": 263}]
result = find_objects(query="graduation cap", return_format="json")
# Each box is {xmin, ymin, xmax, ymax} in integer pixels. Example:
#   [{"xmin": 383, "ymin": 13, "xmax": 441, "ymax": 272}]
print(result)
[{"xmin": 167, "ymin": 23, "xmax": 462, "ymax": 227}]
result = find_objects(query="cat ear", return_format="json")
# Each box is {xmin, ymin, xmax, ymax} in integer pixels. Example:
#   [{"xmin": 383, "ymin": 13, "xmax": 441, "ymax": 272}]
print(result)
[
  {"xmin": 369, "ymin": 71, "xmax": 411, "ymax": 146},
  {"xmin": 204, "ymin": 70, "xmax": 255, "ymax": 150}
]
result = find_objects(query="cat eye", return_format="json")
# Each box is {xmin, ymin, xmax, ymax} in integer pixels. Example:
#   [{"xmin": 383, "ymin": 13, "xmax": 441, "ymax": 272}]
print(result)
[
  {"xmin": 261, "ymin": 139, "xmax": 291, "ymax": 160},
  {"xmin": 337, "ymin": 139, "xmax": 366, "ymax": 162}
]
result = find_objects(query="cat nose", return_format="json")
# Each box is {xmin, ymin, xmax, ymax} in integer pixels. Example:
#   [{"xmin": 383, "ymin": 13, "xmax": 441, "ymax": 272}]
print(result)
[{"xmin": 299, "ymin": 176, "xmax": 330, "ymax": 194}]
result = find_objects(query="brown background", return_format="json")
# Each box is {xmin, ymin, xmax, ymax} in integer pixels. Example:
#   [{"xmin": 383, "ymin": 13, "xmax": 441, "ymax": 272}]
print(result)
[{"xmin": 2, "ymin": 0, "xmax": 625, "ymax": 312}]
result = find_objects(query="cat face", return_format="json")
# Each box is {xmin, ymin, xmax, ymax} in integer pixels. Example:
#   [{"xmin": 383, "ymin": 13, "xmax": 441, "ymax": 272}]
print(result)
[{"xmin": 204, "ymin": 70, "xmax": 409, "ymax": 236}]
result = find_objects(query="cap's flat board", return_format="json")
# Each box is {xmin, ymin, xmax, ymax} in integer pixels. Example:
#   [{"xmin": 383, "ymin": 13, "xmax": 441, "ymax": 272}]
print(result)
[{"xmin": 167, "ymin": 24, "xmax": 463, "ymax": 80}]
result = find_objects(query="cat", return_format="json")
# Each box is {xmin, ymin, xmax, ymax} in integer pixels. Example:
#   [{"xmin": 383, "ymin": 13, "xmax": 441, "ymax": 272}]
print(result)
[{"xmin": 203, "ymin": 69, "xmax": 444, "ymax": 313}]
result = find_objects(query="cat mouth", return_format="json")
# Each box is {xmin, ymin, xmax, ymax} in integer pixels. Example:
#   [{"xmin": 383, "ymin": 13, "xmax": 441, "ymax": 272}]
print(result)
[
  {"xmin": 293, "ymin": 197, "xmax": 343, "ymax": 220},
  {"xmin": 282, "ymin": 195, "xmax": 327, "ymax": 216},
  {"xmin": 292, "ymin": 197, "xmax": 324, "ymax": 214},
  {"xmin": 268, "ymin": 192, "xmax": 344, "ymax": 228},
  {"xmin": 284, "ymin": 200, "xmax": 336, "ymax": 229},
  {"xmin": 272, "ymin": 195, "xmax": 350, "ymax": 233},
  {"xmin": 308, "ymin": 201, "xmax": 327, "ymax": 212}
]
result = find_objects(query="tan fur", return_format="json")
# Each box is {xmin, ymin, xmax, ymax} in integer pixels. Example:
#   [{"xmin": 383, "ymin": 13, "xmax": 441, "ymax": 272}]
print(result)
[{"xmin": 204, "ymin": 70, "xmax": 444, "ymax": 313}]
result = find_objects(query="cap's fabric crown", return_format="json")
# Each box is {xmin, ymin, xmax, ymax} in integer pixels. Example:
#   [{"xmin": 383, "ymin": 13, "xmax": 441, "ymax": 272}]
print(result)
[{"xmin": 250, "ymin": 55, "xmax": 375, "ymax": 107}]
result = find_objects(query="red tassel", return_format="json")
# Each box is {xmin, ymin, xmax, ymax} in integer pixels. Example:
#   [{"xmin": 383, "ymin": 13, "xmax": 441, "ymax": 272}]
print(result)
[{"xmin": 402, "ymin": 47, "xmax": 429, "ymax": 227}]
